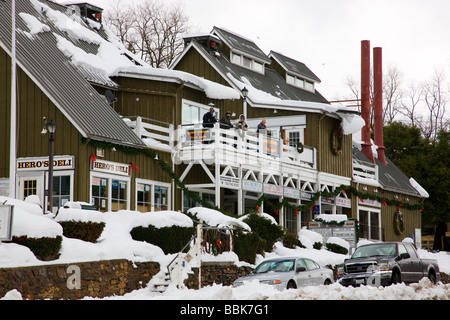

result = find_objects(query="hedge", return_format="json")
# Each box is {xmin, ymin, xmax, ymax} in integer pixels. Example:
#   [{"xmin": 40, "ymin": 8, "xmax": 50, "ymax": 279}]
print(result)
[
  {"xmin": 130, "ymin": 225, "xmax": 195, "ymax": 254},
  {"xmin": 11, "ymin": 236, "xmax": 62, "ymax": 261},
  {"xmin": 59, "ymin": 220, "xmax": 105, "ymax": 243}
]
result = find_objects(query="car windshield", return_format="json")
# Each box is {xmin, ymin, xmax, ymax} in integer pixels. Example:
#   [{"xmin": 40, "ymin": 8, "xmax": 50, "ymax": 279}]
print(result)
[
  {"xmin": 254, "ymin": 259, "xmax": 295, "ymax": 273},
  {"xmin": 351, "ymin": 243, "xmax": 397, "ymax": 259}
]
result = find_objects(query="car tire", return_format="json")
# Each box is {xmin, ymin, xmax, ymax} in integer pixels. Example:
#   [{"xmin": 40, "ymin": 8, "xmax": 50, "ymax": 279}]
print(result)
[
  {"xmin": 287, "ymin": 281, "xmax": 297, "ymax": 289},
  {"xmin": 324, "ymin": 279, "xmax": 332, "ymax": 285},
  {"xmin": 390, "ymin": 270, "xmax": 401, "ymax": 285}
]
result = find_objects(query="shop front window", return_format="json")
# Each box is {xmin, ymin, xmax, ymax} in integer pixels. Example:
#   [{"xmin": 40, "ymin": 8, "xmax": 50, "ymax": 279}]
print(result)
[
  {"xmin": 137, "ymin": 182, "xmax": 170, "ymax": 212},
  {"xmin": 92, "ymin": 177, "xmax": 108, "ymax": 212},
  {"xmin": 359, "ymin": 210, "xmax": 381, "ymax": 240},
  {"xmin": 53, "ymin": 175, "xmax": 71, "ymax": 209},
  {"xmin": 111, "ymin": 179, "xmax": 127, "ymax": 211}
]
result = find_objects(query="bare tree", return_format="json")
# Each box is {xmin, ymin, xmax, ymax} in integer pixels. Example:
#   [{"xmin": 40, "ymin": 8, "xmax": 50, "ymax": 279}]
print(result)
[
  {"xmin": 422, "ymin": 68, "xmax": 448, "ymax": 139},
  {"xmin": 104, "ymin": 0, "xmax": 190, "ymax": 68},
  {"xmin": 401, "ymin": 81, "xmax": 422, "ymax": 127},
  {"xmin": 383, "ymin": 65, "xmax": 403, "ymax": 123}
]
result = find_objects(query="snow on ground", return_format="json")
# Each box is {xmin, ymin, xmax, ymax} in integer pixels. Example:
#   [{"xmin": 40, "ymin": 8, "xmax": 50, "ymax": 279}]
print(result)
[{"xmin": 0, "ymin": 196, "xmax": 449, "ymax": 300}]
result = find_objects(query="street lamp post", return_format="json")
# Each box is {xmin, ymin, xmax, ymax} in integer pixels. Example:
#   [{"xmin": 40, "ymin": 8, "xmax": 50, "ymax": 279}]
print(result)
[
  {"xmin": 241, "ymin": 87, "xmax": 248, "ymax": 119},
  {"xmin": 46, "ymin": 120, "xmax": 57, "ymax": 213}
]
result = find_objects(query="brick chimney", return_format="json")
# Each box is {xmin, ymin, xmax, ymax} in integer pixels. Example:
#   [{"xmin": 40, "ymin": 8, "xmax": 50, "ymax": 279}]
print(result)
[
  {"xmin": 360, "ymin": 40, "xmax": 375, "ymax": 163},
  {"xmin": 373, "ymin": 47, "xmax": 387, "ymax": 166}
]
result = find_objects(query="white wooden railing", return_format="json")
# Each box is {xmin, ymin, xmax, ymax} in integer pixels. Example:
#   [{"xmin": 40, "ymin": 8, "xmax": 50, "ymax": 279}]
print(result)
[
  {"xmin": 175, "ymin": 122, "xmax": 316, "ymax": 169},
  {"xmin": 353, "ymin": 158, "xmax": 378, "ymax": 181}
]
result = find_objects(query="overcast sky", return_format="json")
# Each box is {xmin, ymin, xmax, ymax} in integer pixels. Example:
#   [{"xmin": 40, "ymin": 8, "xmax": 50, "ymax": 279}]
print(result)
[{"xmin": 56, "ymin": 0, "xmax": 450, "ymax": 100}]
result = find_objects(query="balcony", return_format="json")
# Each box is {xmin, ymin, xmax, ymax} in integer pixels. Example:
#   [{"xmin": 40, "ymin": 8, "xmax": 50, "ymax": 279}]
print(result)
[{"xmin": 173, "ymin": 123, "xmax": 316, "ymax": 170}]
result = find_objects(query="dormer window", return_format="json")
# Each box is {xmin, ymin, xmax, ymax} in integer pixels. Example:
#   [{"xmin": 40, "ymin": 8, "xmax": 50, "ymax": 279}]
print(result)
[
  {"xmin": 286, "ymin": 73, "xmax": 315, "ymax": 92},
  {"xmin": 231, "ymin": 52, "xmax": 265, "ymax": 74}
]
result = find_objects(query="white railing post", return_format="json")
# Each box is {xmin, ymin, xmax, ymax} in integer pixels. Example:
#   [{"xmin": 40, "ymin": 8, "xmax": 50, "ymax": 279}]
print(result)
[{"xmin": 197, "ymin": 220, "xmax": 203, "ymax": 289}]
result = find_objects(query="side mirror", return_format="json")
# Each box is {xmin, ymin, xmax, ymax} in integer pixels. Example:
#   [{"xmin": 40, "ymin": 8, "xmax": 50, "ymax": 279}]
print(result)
[
  {"xmin": 296, "ymin": 267, "xmax": 306, "ymax": 272},
  {"xmin": 400, "ymin": 252, "xmax": 410, "ymax": 260}
]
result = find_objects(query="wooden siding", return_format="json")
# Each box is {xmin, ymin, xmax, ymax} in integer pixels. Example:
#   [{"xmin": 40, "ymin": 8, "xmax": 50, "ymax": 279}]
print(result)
[
  {"xmin": 350, "ymin": 183, "xmax": 423, "ymax": 242},
  {"xmin": 1, "ymin": 51, "xmax": 175, "ymax": 210}
]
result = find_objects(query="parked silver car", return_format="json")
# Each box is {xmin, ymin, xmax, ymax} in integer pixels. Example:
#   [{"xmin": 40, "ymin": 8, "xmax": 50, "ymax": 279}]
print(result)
[{"xmin": 233, "ymin": 257, "xmax": 334, "ymax": 290}]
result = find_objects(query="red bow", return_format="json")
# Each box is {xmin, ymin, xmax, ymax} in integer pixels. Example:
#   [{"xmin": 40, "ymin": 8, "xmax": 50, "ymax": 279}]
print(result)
[{"xmin": 131, "ymin": 162, "xmax": 140, "ymax": 171}]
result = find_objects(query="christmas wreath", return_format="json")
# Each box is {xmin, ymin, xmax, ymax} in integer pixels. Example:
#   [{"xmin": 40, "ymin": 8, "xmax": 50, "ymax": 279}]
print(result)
[
  {"xmin": 330, "ymin": 127, "xmax": 343, "ymax": 155},
  {"xmin": 296, "ymin": 142, "xmax": 304, "ymax": 154}
]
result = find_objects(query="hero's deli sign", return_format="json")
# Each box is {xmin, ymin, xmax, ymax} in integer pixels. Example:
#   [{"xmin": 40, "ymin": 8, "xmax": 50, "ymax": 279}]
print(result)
[
  {"xmin": 91, "ymin": 159, "xmax": 130, "ymax": 176},
  {"xmin": 16, "ymin": 156, "xmax": 75, "ymax": 171}
]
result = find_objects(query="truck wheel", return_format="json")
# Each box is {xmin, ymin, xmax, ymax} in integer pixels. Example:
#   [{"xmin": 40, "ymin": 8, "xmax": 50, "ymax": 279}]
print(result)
[
  {"xmin": 390, "ymin": 271, "xmax": 401, "ymax": 285},
  {"xmin": 428, "ymin": 272, "xmax": 436, "ymax": 284},
  {"xmin": 324, "ymin": 279, "xmax": 332, "ymax": 285}
]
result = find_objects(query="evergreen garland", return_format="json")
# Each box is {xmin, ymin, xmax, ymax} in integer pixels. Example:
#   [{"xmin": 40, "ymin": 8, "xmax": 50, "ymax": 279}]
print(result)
[
  {"xmin": 82, "ymin": 138, "xmax": 226, "ymax": 214},
  {"xmin": 83, "ymin": 139, "xmax": 425, "ymax": 216}
]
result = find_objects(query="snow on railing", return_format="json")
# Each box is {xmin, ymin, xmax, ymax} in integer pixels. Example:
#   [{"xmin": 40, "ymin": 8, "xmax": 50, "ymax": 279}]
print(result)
[
  {"xmin": 122, "ymin": 116, "xmax": 173, "ymax": 152},
  {"xmin": 352, "ymin": 158, "xmax": 378, "ymax": 182}
]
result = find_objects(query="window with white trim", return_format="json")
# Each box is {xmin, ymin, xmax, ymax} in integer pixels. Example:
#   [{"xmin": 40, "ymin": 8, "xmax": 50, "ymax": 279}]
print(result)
[
  {"xmin": 136, "ymin": 179, "xmax": 171, "ymax": 212},
  {"xmin": 182, "ymin": 100, "xmax": 219, "ymax": 125},
  {"xmin": 286, "ymin": 73, "xmax": 315, "ymax": 92},
  {"xmin": 231, "ymin": 52, "xmax": 265, "ymax": 74}
]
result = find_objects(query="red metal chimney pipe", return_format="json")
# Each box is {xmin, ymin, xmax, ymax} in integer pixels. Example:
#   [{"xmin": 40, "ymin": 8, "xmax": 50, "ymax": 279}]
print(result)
[
  {"xmin": 360, "ymin": 40, "xmax": 375, "ymax": 163},
  {"xmin": 373, "ymin": 47, "xmax": 387, "ymax": 166}
]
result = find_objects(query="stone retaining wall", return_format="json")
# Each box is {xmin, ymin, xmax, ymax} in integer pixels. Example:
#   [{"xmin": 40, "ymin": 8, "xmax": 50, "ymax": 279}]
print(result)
[
  {"xmin": 0, "ymin": 259, "xmax": 159, "ymax": 300},
  {"xmin": 184, "ymin": 262, "xmax": 253, "ymax": 289}
]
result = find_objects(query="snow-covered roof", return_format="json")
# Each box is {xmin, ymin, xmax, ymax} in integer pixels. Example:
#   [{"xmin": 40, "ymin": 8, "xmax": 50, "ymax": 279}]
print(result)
[{"xmin": 0, "ymin": 0, "xmax": 145, "ymax": 147}]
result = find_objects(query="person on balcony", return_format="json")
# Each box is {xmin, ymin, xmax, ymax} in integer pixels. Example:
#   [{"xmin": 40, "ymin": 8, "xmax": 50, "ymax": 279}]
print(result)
[
  {"xmin": 257, "ymin": 119, "xmax": 268, "ymax": 136},
  {"xmin": 234, "ymin": 114, "xmax": 248, "ymax": 131},
  {"xmin": 220, "ymin": 111, "xmax": 233, "ymax": 129},
  {"xmin": 203, "ymin": 107, "xmax": 217, "ymax": 128}
]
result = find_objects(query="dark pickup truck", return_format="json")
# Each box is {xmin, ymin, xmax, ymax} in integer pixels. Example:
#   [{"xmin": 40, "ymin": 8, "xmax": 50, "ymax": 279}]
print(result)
[{"xmin": 338, "ymin": 242, "xmax": 440, "ymax": 287}]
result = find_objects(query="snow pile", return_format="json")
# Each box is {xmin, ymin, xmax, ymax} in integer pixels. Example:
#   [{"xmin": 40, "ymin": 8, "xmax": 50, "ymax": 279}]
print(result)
[
  {"xmin": 298, "ymin": 228, "xmax": 323, "ymax": 250},
  {"xmin": 19, "ymin": 12, "xmax": 50, "ymax": 35},
  {"xmin": 409, "ymin": 177, "xmax": 429, "ymax": 198},
  {"xmin": 0, "ymin": 196, "xmax": 62, "ymax": 239},
  {"xmin": 327, "ymin": 236, "xmax": 350, "ymax": 251},
  {"xmin": 238, "ymin": 212, "xmax": 278, "ymax": 225},
  {"xmin": 1, "ymin": 195, "xmax": 449, "ymax": 300},
  {"xmin": 314, "ymin": 213, "xmax": 348, "ymax": 224},
  {"xmin": 187, "ymin": 207, "xmax": 251, "ymax": 231}
]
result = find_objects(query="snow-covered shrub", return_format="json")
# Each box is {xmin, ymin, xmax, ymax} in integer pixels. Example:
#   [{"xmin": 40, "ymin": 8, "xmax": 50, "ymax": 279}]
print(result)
[
  {"xmin": 233, "ymin": 230, "xmax": 265, "ymax": 264},
  {"xmin": 59, "ymin": 220, "xmax": 105, "ymax": 243},
  {"xmin": 325, "ymin": 237, "xmax": 350, "ymax": 255},
  {"xmin": 242, "ymin": 213, "xmax": 284, "ymax": 252},
  {"xmin": 11, "ymin": 236, "xmax": 62, "ymax": 261},
  {"xmin": 282, "ymin": 233, "xmax": 301, "ymax": 249},
  {"xmin": 130, "ymin": 225, "xmax": 195, "ymax": 254},
  {"xmin": 298, "ymin": 228, "xmax": 323, "ymax": 250}
]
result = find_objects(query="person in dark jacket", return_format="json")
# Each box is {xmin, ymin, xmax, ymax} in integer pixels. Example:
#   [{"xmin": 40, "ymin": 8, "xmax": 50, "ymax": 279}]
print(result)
[
  {"xmin": 257, "ymin": 119, "xmax": 267, "ymax": 134},
  {"xmin": 203, "ymin": 107, "xmax": 217, "ymax": 127},
  {"xmin": 220, "ymin": 111, "xmax": 233, "ymax": 129}
]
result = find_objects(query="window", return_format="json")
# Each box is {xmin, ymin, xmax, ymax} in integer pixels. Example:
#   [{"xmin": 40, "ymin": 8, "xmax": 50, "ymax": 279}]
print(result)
[
  {"xmin": 183, "ymin": 191, "xmax": 215, "ymax": 211},
  {"xmin": 92, "ymin": 177, "xmax": 108, "ymax": 212},
  {"xmin": 284, "ymin": 205, "xmax": 298, "ymax": 234},
  {"xmin": 286, "ymin": 73, "xmax": 315, "ymax": 92},
  {"xmin": 304, "ymin": 258, "xmax": 319, "ymax": 270},
  {"xmin": 285, "ymin": 127, "xmax": 305, "ymax": 147},
  {"xmin": 111, "ymin": 179, "xmax": 128, "ymax": 211},
  {"xmin": 231, "ymin": 52, "xmax": 265, "ymax": 74},
  {"xmin": 23, "ymin": 179, "xmax": 37, "ymax": 199},
  {"xmin": 182, "ymin": 100, "xmax": 219, "ymax": 125},
  {"xmin": 52, "ymin": 175, "xmax": 71, "ymax": 208},
  {"xmin": 359, "ymin": 209, "xmax": 381, "ymax": 240},
  {"xmin": 137, "ymin": 181, "xmax": 170, "ymax": 212}
]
